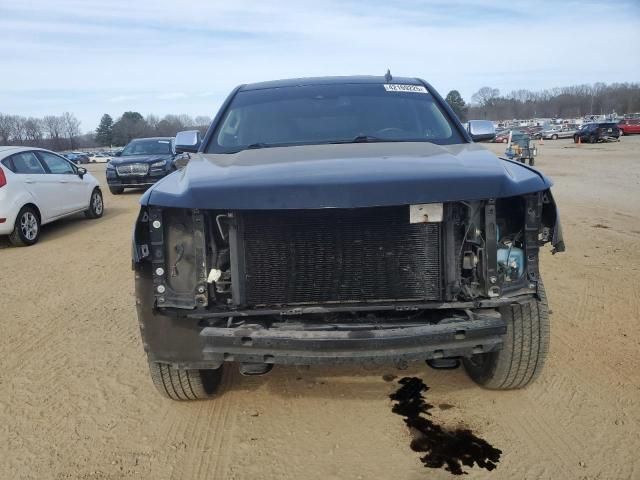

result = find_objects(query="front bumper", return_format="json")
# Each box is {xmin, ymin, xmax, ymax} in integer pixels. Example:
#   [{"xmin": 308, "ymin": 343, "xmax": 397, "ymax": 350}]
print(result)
[
  {"xmin": 198, "ymin": 313, "xmax": 506, "ymax": 367},
  {"xmin": 139, "ymin": 303, "xmax": 506, "ymax": 368},
  {"xmin": 106, "ymin": 168, "xmax": 170, "ymax": 188},
  {"xmin": 135, "ymin": 246, "xmax": 515, "ymax": 369}
]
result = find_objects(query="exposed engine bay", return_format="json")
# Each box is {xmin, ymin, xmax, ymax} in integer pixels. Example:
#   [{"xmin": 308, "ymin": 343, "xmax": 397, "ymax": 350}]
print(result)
[{"xmin": 133, "ymin": 190, "xmax": 563, "ymax": 322}]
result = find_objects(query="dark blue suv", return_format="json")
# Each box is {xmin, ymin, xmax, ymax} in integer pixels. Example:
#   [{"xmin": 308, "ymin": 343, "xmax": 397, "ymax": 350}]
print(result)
[
  {"xmin": 106, "ymin": 137, "xmax": 179, "ymax": 194},
  {"xmin": 132, "ymin": 76, "xmax": 565, "ymax": 400}
]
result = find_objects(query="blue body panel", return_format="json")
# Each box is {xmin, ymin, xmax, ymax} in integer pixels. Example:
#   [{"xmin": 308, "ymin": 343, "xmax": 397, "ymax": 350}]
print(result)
[
  {"xmin": 238, "ymin": 75, "xmax": 424, "ymax": 91},
  {"xmin": 141, "ymin": 142, "xmax": 552, "ymax": 210},
  {"xmin": 140, "ymin": 76, "xmax": 552, "ymax": 210}
]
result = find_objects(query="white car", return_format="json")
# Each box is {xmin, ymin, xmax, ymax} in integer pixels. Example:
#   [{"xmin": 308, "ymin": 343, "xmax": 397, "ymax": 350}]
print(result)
[
  {"xmin": 89, "ymin": 152, "xmax": 112, "ymax": 163},
  {"xmin": 0, "ymin": 146, "xmax": 104, "ymax": 246}
]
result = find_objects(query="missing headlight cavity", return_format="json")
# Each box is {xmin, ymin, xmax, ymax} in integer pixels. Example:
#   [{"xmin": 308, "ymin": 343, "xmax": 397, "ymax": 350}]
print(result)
[{"xmin": 390, "ymin": 377, "xmax": 501, "ymax": 475}]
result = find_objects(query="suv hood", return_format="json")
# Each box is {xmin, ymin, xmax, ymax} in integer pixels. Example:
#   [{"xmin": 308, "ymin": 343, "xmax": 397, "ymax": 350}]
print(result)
[
  {"xmin": 142, "ymin": 142, "xmax": 552, "ymax": 209},
  {"xmin": 110, "ymin": 153, "xmax": 173, "ymax": 165}
]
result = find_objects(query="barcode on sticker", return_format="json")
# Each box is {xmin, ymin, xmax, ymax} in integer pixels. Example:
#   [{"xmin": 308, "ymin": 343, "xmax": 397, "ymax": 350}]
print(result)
[{"xmin": 383, "ymin": 84, "xmax": 428, "ymax": 93}]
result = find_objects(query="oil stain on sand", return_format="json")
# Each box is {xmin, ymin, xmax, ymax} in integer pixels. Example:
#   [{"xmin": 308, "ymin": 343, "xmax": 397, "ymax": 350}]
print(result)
[{"xmin": 390, "ymin": 377, "xmax": 502, "ymax": 475}]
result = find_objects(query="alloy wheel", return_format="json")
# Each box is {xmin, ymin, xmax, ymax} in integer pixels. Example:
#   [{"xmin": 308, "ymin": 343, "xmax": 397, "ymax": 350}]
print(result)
[
  {"xmin": 20, "ymin": 212, "xmax": 38, "ymax": 241},
  {"xmin": 92, "ymin": 192, "xmax": 103, "ymax": 215}
]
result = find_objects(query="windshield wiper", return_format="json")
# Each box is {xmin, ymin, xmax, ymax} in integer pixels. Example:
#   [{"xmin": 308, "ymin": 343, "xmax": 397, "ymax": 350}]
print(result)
[
  {"xmin": 230, "ymin": 137, "xmax": 386, "ymax": 154},
  {"xmin": 246, "ymin": 142, "xmax": 270, "ymax": 149},
  {"xmin": 347, "ymin": 135, "xmax": 383, "ymax": 143},
  {"xmin": 226, "ymin": 142, "xmax": 274, "ymax": 154}
]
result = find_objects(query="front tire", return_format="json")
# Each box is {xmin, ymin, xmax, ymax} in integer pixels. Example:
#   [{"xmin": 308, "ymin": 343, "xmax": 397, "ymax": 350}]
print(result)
[
  {"xmin": 148, "ymin": 361, "xmax": 224, "ymax": 401},
  {"xmin": 552, "ymin": 134, "xmax": 558, "ymax": 140},
  {"xmin": 463, "ymin": 283, "xmax": 549, "ymax": 389},
  {"xmin": 84, "ymin": 188, "xmax": 104, "ymax": 219},
  {"xmin": 9, "ymin": 206, "xmax": 40, "ymax": 246}
]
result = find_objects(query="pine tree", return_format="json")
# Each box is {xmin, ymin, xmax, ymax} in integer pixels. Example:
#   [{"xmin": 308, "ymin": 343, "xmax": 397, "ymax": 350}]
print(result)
[
  {"xmin": 445, "ymin": 90, "xmax": 468, "ymax": 122},
  {"xmin": 95, "ymin": 114, "xmax": 114, "ymax": 146}
]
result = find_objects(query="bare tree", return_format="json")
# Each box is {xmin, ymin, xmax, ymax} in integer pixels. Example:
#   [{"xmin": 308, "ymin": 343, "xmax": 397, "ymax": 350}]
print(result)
[
  {"xmin": 145, "ymin": 114, "xmax": 160, "ymax": 134},
  {"xmin": 10, "ymin": 116, "xmax": 27, "ymax": 144},
  {"xmin": 43, "ymin": 115, "xmax": 64, "ymax": 150},
  {"xmin": 0, "ymin": 114, "xmax": 12, "ymax": 144},
  {"xmin": 194, "ymin": 115, "xmax": 212, "ymax": 127},
  {"xmin": 62, "ymin": 112, "xmax": 81, "ymax": 149},
  {"xmin": 24, "ymin": 118, "xmax": 44, "ymax": 145},
  {"xmin": 177, "ymin": 114, "xmax": 195, "ymax": 127},
  {"xmin": 471, "ymin": 87, "xmax": 500, "ymax": 107}
]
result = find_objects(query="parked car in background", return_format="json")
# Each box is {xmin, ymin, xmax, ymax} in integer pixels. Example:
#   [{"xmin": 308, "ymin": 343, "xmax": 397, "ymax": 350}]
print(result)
[
  {"xmin": 132, "ymin": 75, "xmax": 564, "ymax": 401},
  {"xmin": 494, "ymin": 130, "xmax": 511, "ymax": 143},
  {"xmin": 0, "ymin": 146, "xmax": 103, "ymax": 246},
  {"xmin": 573, "ymin": 123, "xmax": 620, "ymax": 143},
  {"xmin": 524, "ymin": 126, "xmax": 544, "ymax": 138},
  {"xmin": 89, "ymin": 152, "xmax": 112, "ymax": 163},
  {"xmin": 540, "ymin": 126, "xmax": 576, "ymax": 140},
  {"xmin": 618, "ymin": 118, "xmax": 640, "ymax": 136},
  {"xmin": 63, "ymin": 152, "xmax": 90, "ymax": 164},
  {"xmin": 106, "ymin": 137, "xmax": 181, "ymax": 194}
]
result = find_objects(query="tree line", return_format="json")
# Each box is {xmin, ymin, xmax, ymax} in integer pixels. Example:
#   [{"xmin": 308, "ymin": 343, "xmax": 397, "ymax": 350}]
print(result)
[
  {"xmin": 0, "ymin": 111, "xmax": 212, "ymax": 151},
  {"xmin": 448, "ymin": 82, "xmax": 640, "ymax": 122},
  {"xmin": 95, "ymin": 112, "xmax": 212, "ymax": 147},
  {"xmin": 0, "ymin": 112, "xmax": 82, "ymax": 151},
  {"xmin": 2, "ymin": 82, "xmax": 638, "ymax": 150}
]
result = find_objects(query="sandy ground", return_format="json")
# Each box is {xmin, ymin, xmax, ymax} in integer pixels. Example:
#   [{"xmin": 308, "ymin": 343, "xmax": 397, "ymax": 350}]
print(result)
[{"xmin": 1, "ymin": 137, "xmax": 639, "ymax": 480}]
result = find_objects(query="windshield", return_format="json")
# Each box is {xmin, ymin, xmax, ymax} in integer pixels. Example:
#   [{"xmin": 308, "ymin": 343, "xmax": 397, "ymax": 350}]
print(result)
[
  {"xmin": 122, "ymin": 139, "xmax": 172, "ymax": 156},
  {"xmin": 207, "ymin": 83, "xmax": 463, "ymax": 153}
]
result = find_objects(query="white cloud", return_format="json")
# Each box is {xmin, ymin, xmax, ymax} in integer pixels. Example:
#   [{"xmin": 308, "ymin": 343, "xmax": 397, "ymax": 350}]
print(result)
[
  {"xmin": 107, "ymin": 95, "xmax": 140, "ymax": 103},
  {"xmin": 157, "ymin": 93, "xmax": 187, "ymax": 100}
]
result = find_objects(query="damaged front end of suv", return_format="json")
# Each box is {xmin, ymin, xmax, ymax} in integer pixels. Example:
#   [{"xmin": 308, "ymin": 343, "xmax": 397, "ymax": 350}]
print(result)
[{"xmin": 132, "ymin": 76, "xmax": 564, "ymax": 400}]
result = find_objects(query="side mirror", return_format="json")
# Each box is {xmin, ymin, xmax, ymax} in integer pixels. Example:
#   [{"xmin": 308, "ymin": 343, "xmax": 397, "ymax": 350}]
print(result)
[
  {"xmin": 77, "ymin": 167, "xmax": 87, "ymax": 179},
  {"xmin": 467, "ymin": 120, "xmax": 496, "ymax": 142},
  {"xmin": 175, "ymin": 130, "xmax": 201, "ymax": 153},
  {"xmin": 114, "ymin": 151, "xmax": 122, "ymax": 157}
]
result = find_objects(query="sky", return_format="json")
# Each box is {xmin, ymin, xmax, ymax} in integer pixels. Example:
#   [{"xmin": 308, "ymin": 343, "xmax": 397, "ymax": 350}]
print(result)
[{"xmin": 1, "ymin": 0, "xmax": 639, "ymax": 132}]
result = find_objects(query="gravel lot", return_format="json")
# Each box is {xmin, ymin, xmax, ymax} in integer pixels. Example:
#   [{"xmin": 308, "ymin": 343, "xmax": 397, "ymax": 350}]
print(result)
[{"xmin": 1, "ymin": 137, "xmax": 639, "ymax": 480}]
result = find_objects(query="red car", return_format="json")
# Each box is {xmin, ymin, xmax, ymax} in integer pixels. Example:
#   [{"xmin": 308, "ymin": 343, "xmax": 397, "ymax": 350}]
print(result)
[
  {"xmin": 494, "ymin": 131, "xmax": 510, "ymax": 143},
  {"xmin": 618, "ymin": 119, "xmax": 640, "ymax": 135}
]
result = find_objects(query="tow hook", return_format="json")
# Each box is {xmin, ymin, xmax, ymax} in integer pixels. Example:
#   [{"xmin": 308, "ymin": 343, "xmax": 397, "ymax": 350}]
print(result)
[
  {"xmin": 426, "ymin": 358, "xmax": 461, "ymax": 370},
  {"xmin": 239, "ymin": 363, "xmax": 273, "ymax": 376}
]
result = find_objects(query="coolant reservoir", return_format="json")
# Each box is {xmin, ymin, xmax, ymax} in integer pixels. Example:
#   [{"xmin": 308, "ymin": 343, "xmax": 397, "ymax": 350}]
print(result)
[{"xmin": 497, "ymin": 247, "xmax": 524, "ymax": 280}]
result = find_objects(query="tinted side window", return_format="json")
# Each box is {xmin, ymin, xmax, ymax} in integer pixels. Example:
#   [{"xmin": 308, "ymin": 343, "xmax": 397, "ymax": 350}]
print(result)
[
  {"xmin": 1, "ymin": 157, "xmax": 15, "ymax": 172},
  {"xmin": 38, "ymin": 151, "xmax": 76, "ymax": 174},
  {"xmin": 9, "ymin": 152, "xmax": 46, "ymax": 174}
]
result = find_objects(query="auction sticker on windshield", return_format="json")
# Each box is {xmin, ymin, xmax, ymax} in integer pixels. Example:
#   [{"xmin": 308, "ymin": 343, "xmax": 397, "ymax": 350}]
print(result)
[{"xmin": 383, "ymin": 84, "xmax": 428, "ymax": 93}]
